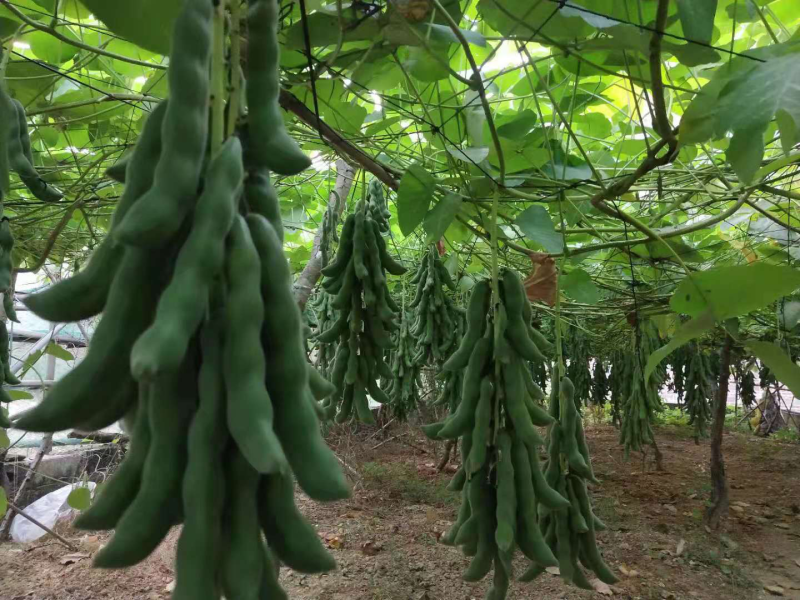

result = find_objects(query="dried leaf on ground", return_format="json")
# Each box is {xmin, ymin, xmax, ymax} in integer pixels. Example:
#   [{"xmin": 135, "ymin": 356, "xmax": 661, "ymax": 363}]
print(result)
[
  {"xmin": 361, "ymin": 541, "xmax": 383, "ymax": 556},
  {"xmin": 764, "ymin": 584, "xmax": 785, "ymax": 596},
  {"xmin": 59, "ymin": 553, "xmax": 90, "ymax": 565},
  {"xmin": 591, "ymin": 578, "xmax": 614, "ymax": 595}
]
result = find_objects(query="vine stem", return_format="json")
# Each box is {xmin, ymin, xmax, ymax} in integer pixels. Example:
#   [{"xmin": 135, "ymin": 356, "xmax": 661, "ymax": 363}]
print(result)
[
  {"xmin": 210, "ymin": 0, "xmax": 228, "ymax": 151},
  {"xmin": 226, "ymin": 0, "xmax": 242, "ymax": 137}
]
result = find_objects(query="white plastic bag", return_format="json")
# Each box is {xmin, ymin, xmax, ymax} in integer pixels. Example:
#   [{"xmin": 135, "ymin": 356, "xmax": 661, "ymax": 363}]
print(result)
[{"xmin": 10, "ymin": 482, "xmax": 96, "ymax": 543}]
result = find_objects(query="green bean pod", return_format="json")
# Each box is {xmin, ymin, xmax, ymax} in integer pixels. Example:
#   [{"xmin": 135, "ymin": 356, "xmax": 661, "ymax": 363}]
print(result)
[
  {"xmin": 245, "ymin": 0, "xmax": 310, "ymax": 175},
  {"xmin": 221, "ymin": 447, "xmax": 264, "ymax": 600},
  {"xmin": 15, "ymin": 243, "xmax": 174, "ymax": 432},
  {"xmin": 114, "ymin": 0, "xmax": 212, "ymax": 247},
  {"xmin": 74, "ymin": 384, "xmax": 151, "ymax": 531},
  {"xmin": 3, "ymin": 291, "xmax": 18, "ymax": 323},
  {"xmin": 172, "ymin": 313, "xmax": 228, "ymax": 600},
  {"xmin": 23, "ymin": 101, "xmax": 167, "ymax": 323},
  {"xmin": 247, "ymin": 213, "xmax": 349, "ymax": 501},
  {"xmin": 258, "ymin": 473, "xmax": 336, "ymax": 573},
  {"xmin": 223, "ymin": 216, "xmax": 287, "ymax": 475},
  {"xmin": 130, "ymin": 137, "xmax": 241, "ymax": 380},
  {"xmin": 93, "ymin": 358, "xmax": 195, "ymax": 568},
  {"xmin": 2, "ymin": 94, "xmax": 63, "ymax": 202},
  {"xmin": 245, "ymin": 168, "xmax": 284, "ymax": 243}
]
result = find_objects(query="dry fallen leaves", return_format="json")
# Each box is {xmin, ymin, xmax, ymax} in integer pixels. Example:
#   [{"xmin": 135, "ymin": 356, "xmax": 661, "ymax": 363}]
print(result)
[
  {"xmin": 764, "ymin": 584, "xmax": 785, "ymax": 596},
  {"xmin": 676, "ymin": 539, "xmax": 686, "ymax": 557},
  {"xmin": 591, "ymin": 578, "xmax": 614, "ymax": 596},
  {"xmin": 361, "ymin": 541, "xmax": 383, "ymax": 556},
  {"xmin": 59, "ymin": 553, "xmax": 90, "ymax": 566},
  {"xmin": 322, "ymin": 533, "xmax": 344, "ymax": 549},
  {"xmin": 523, "ymin": 252, "xmax": 557, "ymax": 306}
]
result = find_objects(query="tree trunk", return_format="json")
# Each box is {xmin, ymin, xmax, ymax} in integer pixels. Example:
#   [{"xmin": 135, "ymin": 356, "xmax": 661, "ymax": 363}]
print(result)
[
  {"xmin": 704, "ymin": 333, "xmax": 733, "ymax": 530},
  {"xmin": 293, "ymin": 159, "xmax": 356, "ymax": 311}
]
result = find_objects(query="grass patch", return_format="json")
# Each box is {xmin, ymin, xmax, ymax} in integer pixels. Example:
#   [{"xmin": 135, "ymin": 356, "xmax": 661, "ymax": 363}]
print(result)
[{"xmin": 361, "ymin": 461, "xmax": 457, "ymax": 507}]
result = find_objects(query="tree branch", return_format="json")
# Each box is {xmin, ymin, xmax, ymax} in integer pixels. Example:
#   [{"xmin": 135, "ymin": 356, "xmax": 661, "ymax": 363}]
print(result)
[
  {"xmin": 278, "ymin": 89, "xmax": 401, "ymax": 191},
  {"xmin": 293, "ymin": 158, "xmax": 356, "ymax": 310}
]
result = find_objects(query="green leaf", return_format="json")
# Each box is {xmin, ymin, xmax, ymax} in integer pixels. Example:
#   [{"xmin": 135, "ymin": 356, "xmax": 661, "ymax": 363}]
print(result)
[
  {"xmin": 496, "ymin": 109, "xmax": 537, "ymax": 140},
  {"xmin": 713, "ymin": 49, "xmax": 800, "ymax": 181},
  {"xmin": 573, "ymin": 113, "xmax": 612, "ymax": 139},
  {"xmin": 0, "ymin": 428, "xmax": 9, "ymax": 449},
  {"xmin": 67, "ymin": 486, "xmax": 91, "ymax": 511},
  {"xmin": 676, "ymin": 0, "xmax": 718, "ymax": 44},
  {"xmin": 560, "ymin": 269, "xmax": 600, "ymax": 304},
  {"xmin": 727, "ymin": 125, "xmax": 764, "ymax": 184},
  {"xmin": 644, "ymin": 311, "xmax": 716, "ymax": 383},
  {"xmin": 0, "ymin": 487, "xmax": 6, "ymax": 519},
  {"xmin": 514, "ymin": 205, "xmax": 563, "ymax": 253},
  {"xmin": 423, "ymin": 193, "xmax": 462, "ymax": 243},
  {"xmin": 45, "ymin": 343, "xmax": 74, "ymax": 362},
  {"xmin": 396, "ymin": 165, "xmax": 435, "ymax": 236},
  {"xmin": 77, "ymin": 0, "xmax": 182, "ymax": 55},
  {"xmin": 26, "ymin": 28, "xmax": 82, "ymax": 64},
  {"xmin": 6, "ymin": 390, "xmax": 32, "ymax": 401},
  {"xmin": 746, "ymin": 340, "xmax": 800, "ymax": 398},
  {"xmin": 670, "ymin": 263, "xmax": 800, "ymax": 319}
]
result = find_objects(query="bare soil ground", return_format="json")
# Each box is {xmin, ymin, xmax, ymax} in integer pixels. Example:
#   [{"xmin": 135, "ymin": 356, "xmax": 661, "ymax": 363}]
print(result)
[{"xmin": 1, "ymin": 422, "xmax": 799, "ymax": 600}]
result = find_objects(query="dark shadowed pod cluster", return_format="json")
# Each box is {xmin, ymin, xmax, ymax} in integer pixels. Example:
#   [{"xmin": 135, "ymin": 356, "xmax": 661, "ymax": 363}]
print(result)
[
  {"xmin": 316, "ymin": 185, "xmax": 407, "ymax": 423},
  {"xmin": 15, "ymin": 1, "xmax": 349, "ymax": 598}
]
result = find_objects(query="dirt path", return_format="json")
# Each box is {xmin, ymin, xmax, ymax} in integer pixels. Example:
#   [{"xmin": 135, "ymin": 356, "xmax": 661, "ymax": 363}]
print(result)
[{"xmin": 1, "ymin": 424, "xmax": 799, "ymax": 600}]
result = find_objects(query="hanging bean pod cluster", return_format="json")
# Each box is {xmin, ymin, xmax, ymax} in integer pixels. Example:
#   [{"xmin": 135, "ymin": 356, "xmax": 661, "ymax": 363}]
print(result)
[
  {"xmin": 423, "ymin": 270, "xmax": 611, "ymax": 600},
  {"xmin": 431, "ymin": 308, "xmax": 466, "ymax": 414},
  {"xmin": 684, "ymin": 347, "xmax": 715, "ymax": 441},
  {"xmin": 0, "ymin": 218, "xmax": 18, "ymax": 414},
  {"xmin": 668, "ymin": 345, "xmax": 691, "ymax": 404},
  {"xmin": 319, "ymin": 190, "xmax": 342, "ymax": 269},
  {"xmin": 308, "ymin": 291, "xmax": 338, "ymax": 379},
  {"xmin": 565, "ymin": 328, "xmax": 591, "ymax": 409},
  {"xmin": 619, "ymin": 354, "xmax": 661, "ymax": 456},
  {"xmin": 527, "ymin": 376, "xmax": 617, "ymax": 589},
  {"xmin": 608, "ymin": 350, "xmax": 633, "ymax": 427},
  {"xmin": 736, "ymin": 361, "xmax": 756, "ymax": 408},
  {"xmin": 590, "ymin": 359, "xmax": 608, "ymax": 407},
  {"xmin": 366, "ymin": 178, "xmax": 391, "ymax": 232},
  {"xmin": 409, "ymin": 245, "xmax": 460, "ymax": 365},
  {"xmin": 16, "ymin": 1, "xmax": 348, "ymax": 598},
  {"xmin": 385, "ymin": 313, "xmax": 422, "ymax": 419},
  {"xmin": 316, "ymin": 183, "xmax": 407, "ymax": 423},
  {"xmin": 0, "ymin": 91, "xmax": 63, "ymax": 204}
]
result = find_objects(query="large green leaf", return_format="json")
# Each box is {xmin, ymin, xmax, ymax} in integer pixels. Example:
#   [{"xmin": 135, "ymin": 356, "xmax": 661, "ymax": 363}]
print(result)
[
  {"xmin": 423, "ymin": 193, "xmax": 462, "ymax": 243},
  {"xmin": 747, "ymin": 340, "xmax": 800, "ymax": 398},
  {"xmin": 514, "ymin": 205, "xmax": 563, "ymax": 253},
  {"xmin": 396, "ymin": 165, "xmax": 435, "ymax": 236},
  {"xmin": 0, "ymin": 487, "xmax": 6, "ymax": 519},
  {"xmin": 560, "ymin": 268, "xmax": 600, "ymax": 304},
  {"xmin": 644, "ymin": 311, "xmax": 716, "ymax": 383},
  {"xmin": 676, "ymin": 0, "xmax": 718, "ymax": 44},
  {"xmin": 670, "ymin": 263, "xmax": 800, "ymax": 319},
  {"xmin": 77, "ymin": 0, "xmax": 182, "ymax": 55},
  {"xmin": 686, "ymin": 44, "xmax": 800, "ymax": 182}
]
